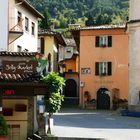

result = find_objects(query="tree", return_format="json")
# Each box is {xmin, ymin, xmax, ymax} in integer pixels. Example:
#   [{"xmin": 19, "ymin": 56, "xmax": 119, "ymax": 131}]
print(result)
[
  {"xmin": 39, "ymin": 10, "xmax": 51, "ymax": 30},
  {"xmin": 0, "ymin": 114, "xmax": 8, "ymax": 137},
  {"xmin": 85, "ymin": 14, "xmax": 94, "ymax": 26},
  {"xmin": 42, "ymin": 72, "xmax": 65, "ymax": 135},
  {"xmin": 29, "ymin": 0, "xmax": 129, "ymax": 29}
]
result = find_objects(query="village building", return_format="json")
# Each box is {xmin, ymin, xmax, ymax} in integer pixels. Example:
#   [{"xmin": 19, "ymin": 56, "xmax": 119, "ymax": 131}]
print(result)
[
  {"xmin": 0, "ymin": 0, "xmax": 47, "ymax": 139},
  {"xmin": 38, "ymin": 30, "xmax": 66, "ymax": 73},
  {"xmin": 8, "ymin": 0, "xmax": 43, "ymax": 52},
  {"xmin": 58, "ymin": 38, "xmax": 79, "ymax": 105},
  {"xmin": 71, "ymin": 25, "xmax": 128, "ymax": 109},
  {"xmin": 38, "ymin": 31, "xmax": 80, "ymax": 105},
  {"xmin": 127, "ymin": 0, "xmax": 140, "ymax": 110},
  {"xmin": 0, "ymin": 52, "xmax": 48, "ymax": 140}
]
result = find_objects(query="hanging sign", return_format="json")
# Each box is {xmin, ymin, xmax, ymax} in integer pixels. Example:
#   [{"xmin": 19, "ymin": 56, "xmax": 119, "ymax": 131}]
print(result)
[{"xmin": 2, "ymin": 60, "xmax": 38, "ymax": 74}]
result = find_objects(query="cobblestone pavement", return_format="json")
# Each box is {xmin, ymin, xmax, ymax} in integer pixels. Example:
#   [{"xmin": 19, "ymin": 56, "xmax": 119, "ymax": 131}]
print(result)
[{"xmin": 46, "ymin": 108, "xmax": 140, "ymax": 140}]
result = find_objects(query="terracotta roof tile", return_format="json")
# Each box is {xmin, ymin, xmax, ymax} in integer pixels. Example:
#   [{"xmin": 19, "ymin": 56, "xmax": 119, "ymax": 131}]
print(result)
[
  {"xmin": 71, "ymin": 24, "xmax": 126, "ymax": 31},
  {"xmin": 65, "ymin": 38, "xmax": 76, "ymax": 47},
  {"xmin": 0, "ymin": 51, "xmax": 37, "ymax": 57},
  {"xmin": 0, "ymin": 72, "xmax": 41, "ymax": 82}
]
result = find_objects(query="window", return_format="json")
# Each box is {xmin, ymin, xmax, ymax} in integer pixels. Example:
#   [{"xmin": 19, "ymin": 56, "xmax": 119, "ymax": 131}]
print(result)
[
  {"xmin": 17, "ymin": 11, "xmax": 22, "ymax": 27},
  {"xmin": 17, "ymin": 45, "xmax": 22, "ymax": 52},
  {"xmin": 95, "ymin": 61, "xmax": 112, "ymax": 76},
  {"xmin": 66, "ymin": 47, "xmax": 72, "ymax": 53},
  {"xmin": 96, "ymin": 36, "xmax": 112, "ymax": 47},
  {"xmin": 68, "ymin": 69, "xmax": 73, "ymax": 72},
  {"xmin": 25, "ymin": 17, "xmax": 29, "ymax": 31},
  {"xmin": 40, "ymin": 38, "xmax": 45, "ymax": 54},
  {"xmin": 31, "ymin": 22, "xmax": 35, "ymax": 35}
]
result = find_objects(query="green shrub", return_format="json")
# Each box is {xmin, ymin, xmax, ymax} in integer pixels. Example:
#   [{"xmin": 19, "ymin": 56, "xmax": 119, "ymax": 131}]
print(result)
[{"xmin": 0, "ymin": 114, "xmax": 8, "ymax": 135}]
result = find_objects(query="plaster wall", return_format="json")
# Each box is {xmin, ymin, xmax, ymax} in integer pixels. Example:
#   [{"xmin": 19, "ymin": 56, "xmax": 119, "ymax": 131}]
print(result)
[
  {"xmin": 9, "ymin": 2, "xmax": 39, "ymax": 52},
  {"xmin": 130, "ymin": 0, "xmax": 140, "ymax": 20},
  {"xmin": 128, "ymin": 23, "xmax": 140, "ymax": 105},
  {"xmin": 79, "ymin": 29, "xmax": 128, "ymax": 106}
]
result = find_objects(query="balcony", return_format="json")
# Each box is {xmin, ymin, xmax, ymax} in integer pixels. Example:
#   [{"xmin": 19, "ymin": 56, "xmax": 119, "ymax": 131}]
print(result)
[{"xmin": 9, "ymin": 19, "xmax": 24, "ymax": 44}]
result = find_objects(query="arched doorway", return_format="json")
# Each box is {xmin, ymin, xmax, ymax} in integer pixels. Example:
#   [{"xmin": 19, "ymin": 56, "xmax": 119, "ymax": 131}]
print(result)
[
  {"xmin": 97, "ymin": 88, "xmax": 110, "ymax": 109},
  {"xmin": 64, "ymin": 79, "xmax": 77, "ymax": 97}
]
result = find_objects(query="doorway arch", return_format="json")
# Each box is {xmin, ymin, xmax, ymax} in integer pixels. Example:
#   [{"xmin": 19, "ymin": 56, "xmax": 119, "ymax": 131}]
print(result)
[
  {"xmin": 64, "ymin": 79, "xmax": 77, "ymax": 97},
  {"xmin": 97, "ymin": 88, "xmax": 110, "ymax": 109}
]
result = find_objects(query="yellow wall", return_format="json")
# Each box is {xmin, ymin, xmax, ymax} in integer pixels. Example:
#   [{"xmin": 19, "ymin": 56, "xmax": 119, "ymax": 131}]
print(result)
[
  {"xmin": 44, "ymin": 36, "xmax": 54, "ymax": 58},
  {"xmin": 3, "ymin": 99, "xmax": 28, "ymax": 140},
  {"xmin": 42, "ymin": 35, "xmax": 58, "ymax": 71}
]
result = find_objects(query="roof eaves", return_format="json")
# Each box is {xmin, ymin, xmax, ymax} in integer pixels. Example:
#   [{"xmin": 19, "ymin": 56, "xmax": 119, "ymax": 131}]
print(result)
[
  {"xmin": 80, "ymin": 25, "xmax": 126, "ymax": 30},
  {"xmin": 17, "ymin": 0, "xmax": 44, "ymax": 19}
]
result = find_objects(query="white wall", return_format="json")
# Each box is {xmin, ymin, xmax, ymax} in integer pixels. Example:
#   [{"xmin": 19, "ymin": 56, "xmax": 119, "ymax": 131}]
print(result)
[
  {"xmin": 128, "ymin": 26, "xmax": 140, "ymax": 105},
  {"xmin": 64, "ymin": 47, "xmax": 73, "ymax": 59},
  {"xmin": 12, "ymin": 4, "xmax": 38, "ymax": 52},
  {"xmin": 0, "ymin": 0, "xmax": 8, "ymax": 51},
  {"xmin": 130, "ymin": 0, "xmax": 140, "ymax": 20},
  {"xmin": 128, "ymin": 0, "xmax": 140, "ymax": 106}
]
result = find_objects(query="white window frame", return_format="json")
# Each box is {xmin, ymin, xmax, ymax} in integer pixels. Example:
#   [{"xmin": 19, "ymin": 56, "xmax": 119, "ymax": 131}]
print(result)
[
  {"xmin": 99, "ymin": 36, "xmax": 108, "ymax": 47},
  {"xmin": 99, "ymin": 62, "xmax": 108, "ymax": 76}
]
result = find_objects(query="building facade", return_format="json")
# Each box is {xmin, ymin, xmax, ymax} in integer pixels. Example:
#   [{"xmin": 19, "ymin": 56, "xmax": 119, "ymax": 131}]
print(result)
[
  {"xmin": 127, "ymin": 0, "xmax": 140, "ymax": 109},
  {"xmin": 38, "ymin": 30, "xmax": 66, "ymax": 73},
  {"xmin": 0, "ymin": 0, "xmax": 46, "ymax": 139},
  {"xmin": 0, "ymin": 52, "xmax": 48, "ymax": 140},
  {"xmin": 9, "ymin": 0, "xmax": 43, "ymax": 52},
  {"xmin": 59, "ymin": 38, "xmax": 79, "ymax": 105},
  {"xmin": 72, "ymin": 25, "xmax": 128, "ymax": 109}
]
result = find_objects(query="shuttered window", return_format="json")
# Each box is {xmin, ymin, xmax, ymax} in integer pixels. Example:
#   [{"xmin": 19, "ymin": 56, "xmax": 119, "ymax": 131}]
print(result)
[
  {"xmin": 95, "ymin": 36, "xmax": 112, "ymax": 47},
  {"xmin": 95, "ymin": 61, "xmax": 112, "ymax": 76}
]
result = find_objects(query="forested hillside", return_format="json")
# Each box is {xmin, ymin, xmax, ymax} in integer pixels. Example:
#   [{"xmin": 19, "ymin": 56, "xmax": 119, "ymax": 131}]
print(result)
[{"xmin": 28, "ymin": 0, "xmax": 129, "ymax": 29}]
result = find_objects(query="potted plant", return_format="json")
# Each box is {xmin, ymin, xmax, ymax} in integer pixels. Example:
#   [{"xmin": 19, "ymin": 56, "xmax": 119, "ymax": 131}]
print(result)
[
  {"xmin": 84, "ymin": 91, "xmax": 90, "ymax": 102},
  {"xmin": 42, "ymin": 72, "xmax": 65, "ymax": 135},
  {"xmin": 0, "ymin": 114, "xmax": 8, "ymax": 140}
]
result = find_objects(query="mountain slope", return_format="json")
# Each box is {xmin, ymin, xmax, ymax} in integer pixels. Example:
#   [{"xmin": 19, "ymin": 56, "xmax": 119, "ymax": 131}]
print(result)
[{"xmin": 28, "ymin": 0, "xmax": 129, "ymax": 28}]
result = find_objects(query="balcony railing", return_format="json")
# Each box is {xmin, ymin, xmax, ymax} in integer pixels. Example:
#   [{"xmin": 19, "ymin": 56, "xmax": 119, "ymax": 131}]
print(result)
[
  {"xmin": 9, "ymin": 19, "xmax": 24, "ymax": 44},
  {"xmin": 10, "ymin": 19, "xmax": 23, "ymax": 32}
]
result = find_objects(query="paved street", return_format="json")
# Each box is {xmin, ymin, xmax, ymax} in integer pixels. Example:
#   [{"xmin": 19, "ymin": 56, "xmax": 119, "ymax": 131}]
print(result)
[{"xmin": 46, "ymin": 108, "xmax": 140, "ymax": 140}]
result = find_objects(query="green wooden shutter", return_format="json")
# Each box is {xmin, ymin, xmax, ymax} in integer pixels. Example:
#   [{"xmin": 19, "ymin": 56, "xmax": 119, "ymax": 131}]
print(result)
[
  {"xmin": 108, "ymin": 62, "xmax": 112, "ymax": 75},
  {"xmin": 95, "ymin": 62, "xmax": 99, "ymax": 75},
  {"xmin": 108, "ymin": 36, "xmax": 112, "ymax": 47},
  {"xmin": 96, "ymin": 36, "xmax": 99, "ymax": 47}
]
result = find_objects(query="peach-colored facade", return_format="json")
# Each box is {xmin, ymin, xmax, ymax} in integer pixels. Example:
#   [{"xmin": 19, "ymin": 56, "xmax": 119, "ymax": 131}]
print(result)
[{"xmin": 79, "ymin": 26, "xmax": 128, "ymax": 109}]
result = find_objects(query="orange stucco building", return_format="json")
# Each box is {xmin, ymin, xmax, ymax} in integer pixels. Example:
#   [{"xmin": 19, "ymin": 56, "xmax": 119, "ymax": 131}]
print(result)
[
  {"xmin": 58, "ymin": 38, "xmax": 79, "ymax": 105},
  {"xmin": 72, "ymin": 25, "xmax": 128, "ymax": 109}
]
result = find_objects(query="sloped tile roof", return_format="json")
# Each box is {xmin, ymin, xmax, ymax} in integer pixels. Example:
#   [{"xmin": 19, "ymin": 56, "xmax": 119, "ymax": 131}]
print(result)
[
  {"xmin": 16, "ymin": 0, "xmax": 43, "ymax": 18},
  {"xmin": 0, "ymin": 51, "xmax": 37, "ymax": 57},
  {"xmin": 65, "ymin": 38, "xmax": 76, "ymax": 47},
  {"xmin": 38, "ymin": 29, "xmax": 66, "ymax": 46},
  {"xmin": 71, "ymin": 24, "xmax": 126, "ymax": 31},
  {"xmin": 0, "ymin": 72, "xmax": 41, "ymax": 82}
]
